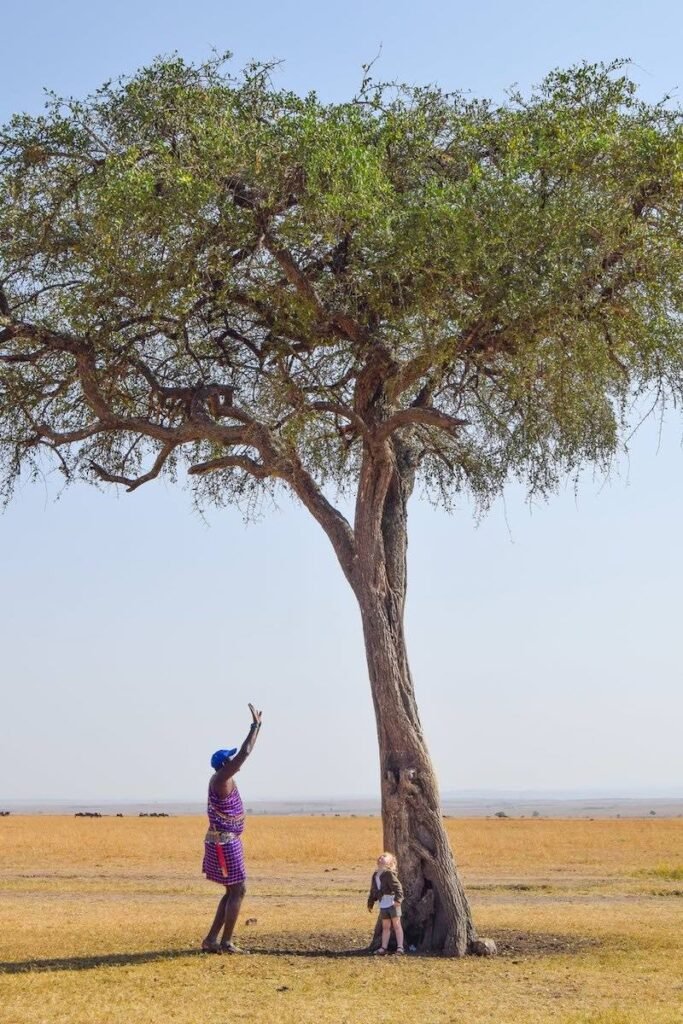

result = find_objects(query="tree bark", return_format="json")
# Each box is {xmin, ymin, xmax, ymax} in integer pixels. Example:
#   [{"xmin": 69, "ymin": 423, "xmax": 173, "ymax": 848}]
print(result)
[{"xmin": 350, "ymin": 440, "xmax": 478, "ymax": 956}]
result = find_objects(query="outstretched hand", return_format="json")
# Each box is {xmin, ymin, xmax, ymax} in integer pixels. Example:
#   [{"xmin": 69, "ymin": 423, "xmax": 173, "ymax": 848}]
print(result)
[{"xmin": 248, "ymin": 703, "xmax": 263, "ymax": 726}]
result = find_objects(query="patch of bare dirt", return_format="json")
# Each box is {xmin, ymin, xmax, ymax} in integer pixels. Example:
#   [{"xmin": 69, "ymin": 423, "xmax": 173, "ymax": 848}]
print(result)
[
  {"xmin": 492, "ymin": 929, "xmax": 600, "ymax": 957},
  {"xmin": 240, "ymin": 928, "xmax": 600, "ymax": 959}
]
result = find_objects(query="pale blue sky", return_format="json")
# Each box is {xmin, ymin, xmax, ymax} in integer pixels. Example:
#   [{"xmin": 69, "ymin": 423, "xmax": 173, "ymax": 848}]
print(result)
[{"xmin": 1, "ymin": 1, "xmax": 681, "ymax": 803}]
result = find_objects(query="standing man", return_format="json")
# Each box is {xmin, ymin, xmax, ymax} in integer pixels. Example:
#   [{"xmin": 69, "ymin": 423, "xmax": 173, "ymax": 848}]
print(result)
[{"xmin": 201, "ymin": 703, "xmax": 263, "ymax": 953}]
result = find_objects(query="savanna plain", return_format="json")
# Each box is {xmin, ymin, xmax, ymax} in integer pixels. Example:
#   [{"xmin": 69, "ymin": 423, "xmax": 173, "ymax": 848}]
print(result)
[{"xmin": 0, "ymin": 815, "xmax": 681, "ymax": 1024}]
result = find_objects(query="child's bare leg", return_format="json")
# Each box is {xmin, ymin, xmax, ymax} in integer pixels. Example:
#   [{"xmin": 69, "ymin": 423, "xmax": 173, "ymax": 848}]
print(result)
[
  {"xmin": 380, "ymin": 918, "xmax": 391, "ymax": 950},
  {"xmin": 392, "ymin": 915, "xmax": 404, "ymax": 950}
]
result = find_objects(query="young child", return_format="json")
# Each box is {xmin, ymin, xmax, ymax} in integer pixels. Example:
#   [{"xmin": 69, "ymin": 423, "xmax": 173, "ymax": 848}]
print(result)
[{"xmin": 367, "ymin": 852, "xmax": 405, "ymax": 955}]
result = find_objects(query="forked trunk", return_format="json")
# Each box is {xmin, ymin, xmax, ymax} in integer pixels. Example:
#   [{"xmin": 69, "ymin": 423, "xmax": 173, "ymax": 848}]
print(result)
[
  {"xmin": 355, "ymin": 579, "xmax": 477, "ymax": 955},
  {"xmin": 351, "ymin": 443, "xmax": 478, "ymax": 956}
]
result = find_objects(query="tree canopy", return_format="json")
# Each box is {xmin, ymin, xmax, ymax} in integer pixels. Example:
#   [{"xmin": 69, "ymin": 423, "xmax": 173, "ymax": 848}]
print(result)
[{"xmin": 1, "ymin": 56, "xmax": 682, "ymax": 528}]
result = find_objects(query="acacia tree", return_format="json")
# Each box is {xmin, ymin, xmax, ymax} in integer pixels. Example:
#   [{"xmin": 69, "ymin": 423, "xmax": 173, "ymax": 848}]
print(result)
[{"xmin": 1, "ymin": 57, "xmax": 682, "ymax": 954}]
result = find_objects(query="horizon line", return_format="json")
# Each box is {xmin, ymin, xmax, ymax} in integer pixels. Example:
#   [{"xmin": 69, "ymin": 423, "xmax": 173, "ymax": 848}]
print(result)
[{"xmin": 3, "ymin": 789, "xmax": 683, "ymax": 806}]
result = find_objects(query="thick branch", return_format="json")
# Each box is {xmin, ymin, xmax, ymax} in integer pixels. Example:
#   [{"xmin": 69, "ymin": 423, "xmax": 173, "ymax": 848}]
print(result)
[
  {"xmin": 385, "ymin": 352, "xmax": 436, "ymax": 403},
  {"xmin": 263, "ymin": 234, "xmax": 326, "ymax": 318},
  {"xmin": 0, "ymin": 318, "xmax": 84, "ymax": 355},
  {"xmin": 187, "ymin": 453, "xmax": 270, "ymax": 478},
  {"xmin": 35, "ymin": 421, "xmax": 107, "ymax": 445},
  {"xmin": 262, "ymin": 234, "xmax": 366, "ymax": 344},
  {"xmin": 376, "ymin": 407, "xmax": 469, "ymax": 441},
  {"xmin": 90, "ymin": 443, "xmax": 176, "ymax": 492},
  {"xmin": 287, "ymin": 459, "xmax": 357, "ymax": 581},
  {"xmin": 188, "ymin": 421, "xmax": 358, "ymax": 581},
  {"xmin": 296, "ymin": 401, "xmax": 367, "ymax": 438},
  {"xmin": 353, "ymin": 441, "xmax": 396, "ymax": 571},
  {"xmin": 19, "ymin": 325, "xmax": 253, "ymax": 449}
]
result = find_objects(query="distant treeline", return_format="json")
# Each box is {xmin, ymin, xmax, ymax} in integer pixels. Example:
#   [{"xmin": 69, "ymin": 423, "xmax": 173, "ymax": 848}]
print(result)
[{"xmin": 74, "ymin": 811, "xmax": 171, "ymax": 818}]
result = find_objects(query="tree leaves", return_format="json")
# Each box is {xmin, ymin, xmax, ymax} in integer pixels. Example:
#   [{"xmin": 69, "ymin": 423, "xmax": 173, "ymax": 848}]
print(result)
[{"xmin": 0, "ymin": 56, "xmax": 681, "ymax": 516}]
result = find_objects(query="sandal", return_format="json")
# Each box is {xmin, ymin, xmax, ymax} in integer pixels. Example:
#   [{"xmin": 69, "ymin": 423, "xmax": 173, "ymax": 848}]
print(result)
[
  {"xmin": 201, "ymin": 940, "xmax": 222, "ymax": 954},
  {"xmin": 374, "ymin": 946, "xmax": 388, "ymax": 956},
  {"xmin": 220, "ymin": 941, "xmax": 248, "ymax": 954},
  {"xmin": 395, "ymin": 947, "xmax": 405, "ymax": 955}
]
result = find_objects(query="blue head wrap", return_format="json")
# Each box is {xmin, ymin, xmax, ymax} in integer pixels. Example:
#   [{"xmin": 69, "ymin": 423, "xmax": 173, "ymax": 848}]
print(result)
[{"xmin": 211, "ymin": 748, "xmax": 237, "ymax": 771}]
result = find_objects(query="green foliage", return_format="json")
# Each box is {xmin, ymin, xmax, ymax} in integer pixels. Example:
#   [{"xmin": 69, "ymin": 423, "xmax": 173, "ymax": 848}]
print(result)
[{"xmin": 1, "ymin": 55, "xmax": 682, "ymax": 514}]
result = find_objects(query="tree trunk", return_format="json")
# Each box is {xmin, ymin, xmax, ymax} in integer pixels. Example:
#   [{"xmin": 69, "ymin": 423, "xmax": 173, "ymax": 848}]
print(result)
[
  {"xmin": 355, "ymin": 583, "xmax": 477, "ymax": 955},
  {"xmin": 351, "ymin": 441, "xmax": 478, "ymax": 956}
]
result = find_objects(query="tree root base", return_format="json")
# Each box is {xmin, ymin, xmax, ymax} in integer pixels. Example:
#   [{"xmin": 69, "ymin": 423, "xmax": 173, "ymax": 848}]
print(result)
[{"xmin": 469, "ymin": 937, "xmax": 497, "ymax": 957}]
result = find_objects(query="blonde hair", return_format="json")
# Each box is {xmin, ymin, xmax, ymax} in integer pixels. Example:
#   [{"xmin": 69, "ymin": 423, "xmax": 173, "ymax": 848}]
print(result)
[{"xmin": 377, "ymin": 851, "xmax": 397, "ymax": 871}]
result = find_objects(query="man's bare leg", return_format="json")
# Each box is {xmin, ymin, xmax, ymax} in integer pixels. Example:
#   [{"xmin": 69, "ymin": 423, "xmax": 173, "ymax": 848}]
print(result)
[
  {"xmin": 202, "ymin": 891, "xmax": 228, "ymax": 951},
  {"xmin": 220, "ymin": 882, "xmax": 247, "ymax": 952}
]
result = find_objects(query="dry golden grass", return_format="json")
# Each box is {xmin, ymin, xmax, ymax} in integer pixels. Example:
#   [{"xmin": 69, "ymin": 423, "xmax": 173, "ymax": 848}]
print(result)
[{"xmin": 1, "ymin": 815, "xmax": 681, "ymax": 1024}]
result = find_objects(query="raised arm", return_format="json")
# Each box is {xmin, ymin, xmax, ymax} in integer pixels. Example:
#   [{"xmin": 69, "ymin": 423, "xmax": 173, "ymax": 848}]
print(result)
[{"xmin": 214, "ymin": 704, "xmax": 263, "ymax": 787}]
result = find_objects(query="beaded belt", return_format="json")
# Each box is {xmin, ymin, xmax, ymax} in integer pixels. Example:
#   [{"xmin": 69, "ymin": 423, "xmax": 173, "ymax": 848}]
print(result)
[{"xmin": 205, "ymin": 828, "xmax": 241, "ymax": 844}]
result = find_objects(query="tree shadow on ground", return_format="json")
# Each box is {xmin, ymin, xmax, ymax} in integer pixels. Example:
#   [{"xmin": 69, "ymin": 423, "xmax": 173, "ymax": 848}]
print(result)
[
  {"xmin": 0, "ymin": 949, "xmax": 203, "ymax": 974},
  {"xmin": 0, "ymin": 946, "xmax": 369, "ymax": 974}
]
